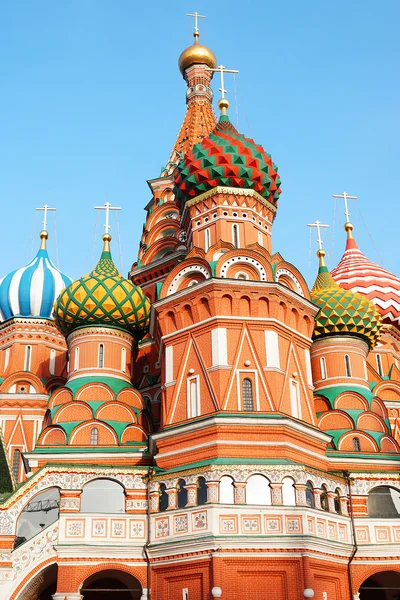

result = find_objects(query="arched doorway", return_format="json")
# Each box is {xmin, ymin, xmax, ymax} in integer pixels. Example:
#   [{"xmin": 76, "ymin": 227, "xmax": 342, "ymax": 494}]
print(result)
[
  {"xmin": 80, "ymin": 569, "xmax": 142, "ymax": 600},
  {"xmin": 359, "ymin": 570, "xmax": 400, "ymax": 599},
  {"xmin": 18, "ymin": 564, "xmax": 58, "ymax": 600}
]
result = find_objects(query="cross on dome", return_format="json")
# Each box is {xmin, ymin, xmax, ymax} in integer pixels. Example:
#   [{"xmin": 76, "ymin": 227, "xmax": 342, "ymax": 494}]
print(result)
[
  {"xmin": 187, "ymin": 11, "xmax": 206, "ymax": 34},
  {"xmin": 206, "ymin": 64, "xmax": 239, "ymax": 115},
  {"xmin": 307, "ymin": 220, "xmax": 329, "ymax": 251},
  {"xmin": 94, "ymin": 202, "xmax": 121, "ymax": 235},
  {"xmin": 333, "ymin": 191, "xmax": 357, "ymax": 224},
  {"xmin": 36, "ymin": 204, "xmax": 56, "ymax": 233}
]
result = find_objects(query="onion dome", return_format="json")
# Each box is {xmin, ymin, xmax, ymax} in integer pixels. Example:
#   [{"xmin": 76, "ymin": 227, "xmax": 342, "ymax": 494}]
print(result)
[
  {"xmin": 54, "ymin": 234, "xmax": 150, "ymax": 339},
  {"xmin": 178, "ymin": 31, "xmax": 217, "ymax": 75},
  {"xmin": 311, "ymin": 250, "xmax": 382, "ymax": 348},
  {"xmin": 331, "ymin": 223, "xmax": 400, "ymax": 330},
  {"xmin": 0, "ymin": 231, "xmax": 72, "ymax": 322},
  {"xmin": 174, "ymin": 114, "xmax": 281, "ymax": 207}
]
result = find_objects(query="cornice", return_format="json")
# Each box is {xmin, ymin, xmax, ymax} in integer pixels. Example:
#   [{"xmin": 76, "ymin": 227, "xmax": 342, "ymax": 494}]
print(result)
[{"xmin": 182, "ymin": 186, "xmax": 277, "ymax": 216}]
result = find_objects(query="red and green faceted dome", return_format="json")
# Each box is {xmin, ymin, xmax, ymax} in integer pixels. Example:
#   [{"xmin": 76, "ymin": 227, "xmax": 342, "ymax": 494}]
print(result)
[{"xmin": 174, "ymin": 115, "xmax": 281, "ymax": 208}]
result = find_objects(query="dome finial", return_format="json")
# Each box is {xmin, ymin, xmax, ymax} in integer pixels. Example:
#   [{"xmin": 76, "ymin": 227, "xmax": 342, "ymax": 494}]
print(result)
[
  {"xmin": 307, "ymin": 219, "xmax": 329, "ymax": 271},
  {"xmin": 36, "ymin": 204, "xmax": 56, "ymax": 250},
  {"xmin": 179, "ymin": 13, "xmax": 217, "ymax": 75},
  {"xmin": 207, "ymin": 64, "xmax": 239, "ymax": 118}
]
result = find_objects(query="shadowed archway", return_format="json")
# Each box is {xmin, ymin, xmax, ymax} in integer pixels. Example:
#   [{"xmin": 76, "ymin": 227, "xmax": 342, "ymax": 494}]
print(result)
[
  {"xmin": 80, "ymin": 569, "xmax": 142, "ymax": 600},
  {"xmin": 359, "ymin": 570, "xmax": 400, "ymax": 600}
]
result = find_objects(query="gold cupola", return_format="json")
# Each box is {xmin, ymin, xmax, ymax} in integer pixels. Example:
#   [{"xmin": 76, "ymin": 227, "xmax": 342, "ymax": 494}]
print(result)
[{"xmin": 178, "ymin": 30, "xmax": 217, "ymax": 75}]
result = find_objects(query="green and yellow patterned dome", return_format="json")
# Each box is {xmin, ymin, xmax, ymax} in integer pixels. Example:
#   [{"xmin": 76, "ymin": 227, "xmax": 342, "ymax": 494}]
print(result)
[
  {"xmin": 311, "ymin": 250, "xmax": 382, "ymax": 348},
  {"xmin": 54, "ymin": 234, "xmax": 150, "ymax": 338}
]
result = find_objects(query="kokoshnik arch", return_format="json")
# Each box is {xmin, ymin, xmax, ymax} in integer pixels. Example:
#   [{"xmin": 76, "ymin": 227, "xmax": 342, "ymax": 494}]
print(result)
[{"xmin": 0, "ymin": 13, "xmax": 400, "ymax": 600}]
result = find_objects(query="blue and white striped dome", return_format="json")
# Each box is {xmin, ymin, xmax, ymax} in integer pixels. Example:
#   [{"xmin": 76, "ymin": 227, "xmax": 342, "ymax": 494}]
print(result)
[{"xmin": 0, "ymin": 233, "xmax": 72, "ymax": 322}]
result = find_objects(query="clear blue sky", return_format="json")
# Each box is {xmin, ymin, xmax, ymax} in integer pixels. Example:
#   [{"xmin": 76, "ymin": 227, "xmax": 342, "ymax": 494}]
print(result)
[{"xmin": 1, "ymin": 0, "xmax": 399, "ymax": 286}]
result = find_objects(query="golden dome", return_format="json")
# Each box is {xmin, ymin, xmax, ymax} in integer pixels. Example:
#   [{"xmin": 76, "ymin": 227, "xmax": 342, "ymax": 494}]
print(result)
[{"xmin": 178, "ymin": 32, "xmax": 217, "ymax": 75}]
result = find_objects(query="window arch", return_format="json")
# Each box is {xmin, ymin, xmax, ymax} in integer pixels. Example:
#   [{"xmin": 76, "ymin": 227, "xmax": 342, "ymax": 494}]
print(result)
[
  {"xmin": 81, "ymin": 479, "xmax": 124, "ymax": 513},
  {"xmin": 15, "ymin": 488, "xmax": 60, "ymax": 549},
  {"xmin": 24, "ymin": 345, "xmax": 32, "ymax": 371},
  {"xmin": 177, "ymin": 479, "xmax": 187, "ymax": 508},
  {"xmin": 98, "ymin": 344, "xmax": 104, "ymax": 368},
  {"xmin": 49, "ymin": 349, "xmax": 56, "ymax": 376},
  {"xmin": 353, "ymin": 436, "xmax": 361, "ymax": 452},
  {"xmin": 282, "ymin": 477, "xmax": 296, "ymax": 506},
  {"xmin": 12, "ymin": 449, "xmax": 21, "ymax": 481},
  {"xmin": 246, "ymin": 474, "xmax": 271, "ymax": 506},
  {"xmin": 159, "ymin": 483, "xmax": 168, "ymax": 512},
  {"xmin": 90, "ymin": 427, "xmax": 99, "ymax": 446},
  {"xmin": 242, "ymin": 378, "xmax": 254, "ymax": 411},
  {"xmin": 344, "ymin": 355, "xmax": 352, "ymax": 377},
  {"xmin": 204, "ymin": 228, "xmax": 211, "ymax": 252},
  {"xmin": 320, "ymin": 484, "xmax": 329, "ymax": 512},
  {"xmin": 376, "ymin": 353, "xmax": 383, "ymax": 377},
  {"xmin": 219, "ymin": 475, "xmax": 235, "ymax": 504},
  {"xmin": 121, "ymin": 348, "xmax": 126, "ymax": 373},
  {"xmin": 306, "ymin": 481, "xmax": 315, "ymax": 508},
  {"xmin": 367, "ymin": 486, "xmax": 400, "ymax": 518},
  {"xmin": 197, "ymin": 476, "xmax": 207, "ymax": 506},
  {"xmin": 232, "ymin": 224, "xmax": 239, "ymax": 248},
  {"xmin": 334, "ymin": 488, "xmax": 342, "ymax": 514},
  {"xmin": 74, "ymin": 347, "xmax": 80, "ymax": 371},
  {"xmin": 320, "ymin": 357, "xmax": 327, "ymax": 380}
]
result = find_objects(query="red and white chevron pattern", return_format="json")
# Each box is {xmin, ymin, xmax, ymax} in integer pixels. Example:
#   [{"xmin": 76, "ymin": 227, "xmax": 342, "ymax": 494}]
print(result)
[{"xmin": 331, "ymin": 237, "xmax": 400, "ymax": 329}]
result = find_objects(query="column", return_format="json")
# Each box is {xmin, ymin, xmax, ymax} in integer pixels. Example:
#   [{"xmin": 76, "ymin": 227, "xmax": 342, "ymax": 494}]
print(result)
[
  {"xmin": 327, "ymin": 491, "xmax": 337, "ymax": 513},
  {"xmin": 206, "ymin": 481, "xmax": 219, "ymax": 503},
  {"xmin": 59, "ymin": 490, "xmax": 81, "ymax": 512},
  {"xmin": 149, "ymin": 491, "xmax": 159, "ymax": 513},
  {"xmin": 53, "ymin": 594, "xmax": 83, "ymax": 600},
  {"xmin": 233, "ymin": 482, "xmax": 246, "ymax": 504},
  {"xmin": 125, "ymin": 488, "xmax": 147, "ymax": 513},
  {"xmin": 294, "ymin": 483, "xmax": 308, "ymax": 507},
  {"xmin": 313, "ymin": 488, "xmax": 322, "ymax": 510},
  {"xmin": 270, "ymin": 483, "xmax": 283, "ymax": 505},
  {"xmin": 185, "ymin": 484, "xmax": 198, "ymax": 507},
  {"xmin": 166, "ymin": 487, "xmax": 177, "ymax": 510},
  {"xmin": 340, "ymin": 495, "xmax": 349, "ymax": 516}
]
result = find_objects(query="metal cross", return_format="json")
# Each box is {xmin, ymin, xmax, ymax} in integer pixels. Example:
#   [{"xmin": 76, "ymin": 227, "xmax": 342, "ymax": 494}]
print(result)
[
  {"xmin": 187, "ymin": 12, "xmax": 206, "ymax": 33},
  {"xmin": 332, "ymin": 191, "xmax": 357, "ymax": 223},
  {"xmin": 94, "ymin": 202, "xmax": 121, "ymax": 234},
  {"xmin": 307, "ymin": 220, "xmax": 329, "ymax": 251},
  {"xmin": 36, "ymin": 204, "xmax": 56, "ymax": 232},
  {"xmin": 207, "ymin": 64, "xmax": 239, "ymax": 99}
]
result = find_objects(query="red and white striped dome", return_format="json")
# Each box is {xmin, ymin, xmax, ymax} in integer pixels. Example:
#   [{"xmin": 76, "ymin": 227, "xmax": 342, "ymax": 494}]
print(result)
[{"xmin": 331, "ymin": 224, "xmax": 400, "ymax": 330}]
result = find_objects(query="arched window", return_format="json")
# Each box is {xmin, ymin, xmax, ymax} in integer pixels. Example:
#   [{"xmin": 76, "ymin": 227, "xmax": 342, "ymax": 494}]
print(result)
[
  {"xmin": 15, "ymin": 488, "xmax": 60, "ymax": 549},
  {"xmin": 334, "ymin": 488, "xmax": 342, "ymax": 514},
  {"xmin": 74, "ymin": 347, "xmax": 80, "ymax": 371},
  {"xmin": 49, "ymin": 349, "xmax": 56, "ymax": 376},
  {"xmin": 159, "ymin": 483, "xmax": 168, "ymax": 512},
  {"xmin": 204, "ymin": 228, "xmax": 211, "ymax": 252},
  {"xmin": 232, "ymin": 224, "xmax": 239, "ymax": 248},
  {"xmin": 90, "ymin": 427, "xmax": 98, "ymax": 446},
  {"xmin": 367, "ymin": 486, "xmax": 400, "ymax": 518},
  {"xmin": 353, "ymin": 437, "xmax": 361, "ymax": 452},
  {"xmin": 246, "ymin": 474, "xmax": 271, "ymax": 506},
  {"xmin": 81, "ymin": 479, "xmax": 124, "ymax": 513},
  {"xmin": 219, "ymin": 476, "xmax": 235, "ymax": 504},
  {"xmin": 320, "ymin": 485, "xmax": 329, "ymax": 512},
  {"xmin": 376, "ymin": 354, "xmax": 383, "ymax": 377},
  {"xmin": 242, "ymin": 378, "xmax": 254, "ymax": 411},
  {"xmin": 320, "ymin": 357, "xmax": 327, "ymax": 380},
  {"xmin": 98, "ymin": 344, "xmax": 104, "ymax": 368},
  {"xmin": 282, "ymin": 477, "xmax": 296, "ymax": 506},
  {"xmin": 344, "ymin": 355, "xmax": 352, "ymax": 377},
  {"xmin": 177, "ymin": 479, "xmax": 187, "ymax": 508},
  {"xmin": 258, "ymin": 231, "xmax": 263, "ymax": 246},
  {"xmin": 24, "ymin": 345, "xmax": 32, "ymax": 371},
  {"xmin": 121, "ymin": 348, "xmax": 126, "ymax": 373},
  {"xmin": 4, "ymin": 347, "xmax": 10, "ymax": 372},
  {"xmin": 306, "ymin": 481, "xmax": 315, "ymax": 508},
  {"xmin": 12, "ymin": 449, "xmax": 21, "ymax": 481},
  {"xmin": 197, "ymin": 476, "xmax": 207, "ymax": 506}
]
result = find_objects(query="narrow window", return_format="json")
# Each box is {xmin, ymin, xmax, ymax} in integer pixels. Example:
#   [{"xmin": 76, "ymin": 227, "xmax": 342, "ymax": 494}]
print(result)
[
  {"xmin": 376, "ymin": 354, "xmax": 383, "ymax": 377},
  {"xmin": 242, "ymin": 378, "xmax": 254, "ymax": 411},
  {"xmin": 121, "ymin": 348, "xmax": 126, "ymax": 373},
  {"xmin": 334, "ymin": 488, "xmax": 342, "ymax": 514},
  {"xmin": 204, "ymin": 228, "xmax": 211, "ymax": 251},
  {"xmin": 258, "ymin": 230, "xmax": 263, "ymax": 246},
  {"xmin": 74, "ymin": 347, "xmax": 80, "ymax": 371},
  {"xmin": 12, "ymin": 449, "xmax": 21, "ymax": 481},
  {"xmin": 90, "ymin": 427, "xmax": 98, "ymax": 445},
  {"xmin": 353, "ymin": 436, "xmax": 361, "ymax": 452},
  {"xmin": 232, "ymin": 224, "xmax": 239, "ymax": 248},
  {"xmin": 24, "ymin": 345, "xmax": 32, "ymax": 371},
  {"xmin": 290, "ymin": 379, "xmax": 301, "ymax": 419},
  {"xmin": 159, "ymin": 483, "xmax": 168, "ymax": 512},
  {"xmin": 320, "ymin": 485, "xmax": 329, "ymax": 512},
  {"xmin": 197, "ymin": 477, "xmax": 207, "ymax": 506},
  {"xmin": 320, "ymin": 357, "xmax": 327, "ymax": 380},
  {"xmin": 188, "ymin": 377, "xmax": 200, "ymax": 418},
  {"xmin": 344, "ymin": 355, "xmax": 352, "ymax": 377},
  {"xmin": 98, "ymin": 344, "xmax": 104, "ymax": 368},
  {"xmin": 49, "ymin": 349, "xmax": 56, "ymax": 376},
  {"xmin": 177, "ymin": 479, "xmax": 187, "ymax": 508},
  {"xmin": 4, "ymin": 348, "xmax": 10, "ymax": 372},
  {"xmin": 306, "ymin": 481, "xmax": 315, "ymax": 508}
]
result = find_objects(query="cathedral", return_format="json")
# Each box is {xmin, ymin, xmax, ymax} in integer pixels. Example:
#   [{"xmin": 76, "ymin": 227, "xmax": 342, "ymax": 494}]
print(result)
[{"xmin": 1, "ymin": 20, "xmax": 400, "ymax": 600}]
